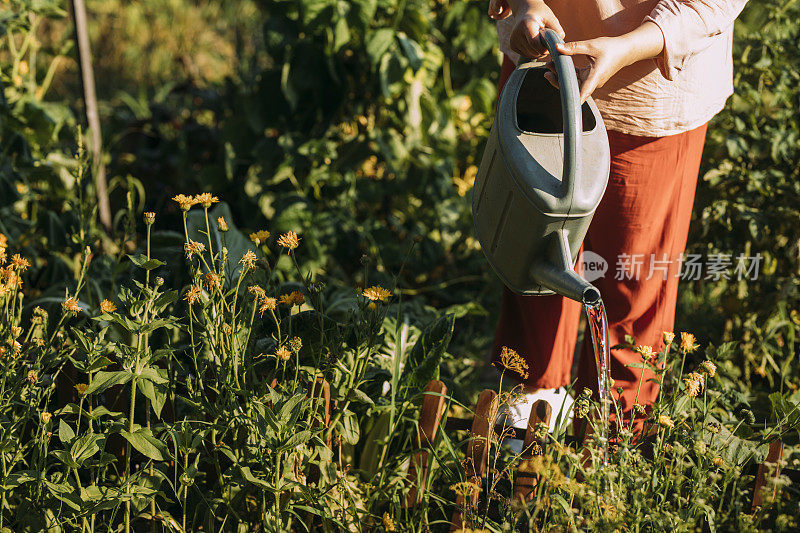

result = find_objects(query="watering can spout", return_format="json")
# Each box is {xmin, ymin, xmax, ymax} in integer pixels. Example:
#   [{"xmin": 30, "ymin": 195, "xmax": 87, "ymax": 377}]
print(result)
[{"xmin": 529, "ymin": 230, "xmax": 600, "ymax": 305}]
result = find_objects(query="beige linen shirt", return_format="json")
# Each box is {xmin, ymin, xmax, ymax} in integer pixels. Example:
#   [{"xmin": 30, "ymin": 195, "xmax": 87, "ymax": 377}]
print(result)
[{"xmin": 497, "ymin": 0, "xmax": 748, "ymax": 136}]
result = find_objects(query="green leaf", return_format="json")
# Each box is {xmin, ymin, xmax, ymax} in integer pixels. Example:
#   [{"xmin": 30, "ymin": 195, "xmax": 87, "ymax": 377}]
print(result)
[
  {"xmin": 137, "ymin": 373, "xmax": 168, "ymax": 419},
  {"xmin": 366, "ymin": 29, "xmax": 394, "ymax": 65},
  {"xmin": 346, "ymin": 388, "xmax": 375, "ymax": 406},
  {"xmin": 120, "ymin": 428, "xmax": 168, "ymax": 461},
  {"xmin": 240, "ymin": 466, "xmax": 272, "ymax": 490},
  {"xmin": 51, "ymin": 450, "xmax": 79, "ymax": 469},
  {"xmin": 70, "ymin": 433, "xmax": 102, "ymax": 465},
  {"xmin": 127, "ymin": 254, "xmax": 165, "ymax": 271},
  {"xmin": 339, "ymin": 410, "xmax": 360, "ymax": 446},
  {"xmin": 58, "ymin": 419, "xmax": 75, "ymax": 446},
  {"xmin": 278, "ymin": 430, "xmax": 313, "ymax": 453},
  {"xmin": 400, "ymin": 314, "xmax": 456, "ymax": 389},
  {"xmin": 85, "ymin": 370, "xmax": 133, "ymax": 396}
]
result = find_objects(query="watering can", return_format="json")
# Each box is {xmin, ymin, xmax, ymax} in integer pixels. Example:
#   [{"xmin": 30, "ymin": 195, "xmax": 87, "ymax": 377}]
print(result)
[{"xmin": 472, "ymin": 29, "xmax": 610, "ymax": 304}]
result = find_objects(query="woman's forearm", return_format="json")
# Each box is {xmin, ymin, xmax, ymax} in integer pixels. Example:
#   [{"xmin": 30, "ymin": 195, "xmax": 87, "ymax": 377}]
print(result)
[{"xmin": 618, "ymin": 21, "xmax": 666, "ymax": 67}]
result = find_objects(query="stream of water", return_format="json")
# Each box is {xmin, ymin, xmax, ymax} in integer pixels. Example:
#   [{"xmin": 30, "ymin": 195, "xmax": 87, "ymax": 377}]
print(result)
[{"xmin": 584, "ymin": 296, "xmax": 611, "ymax": 468}]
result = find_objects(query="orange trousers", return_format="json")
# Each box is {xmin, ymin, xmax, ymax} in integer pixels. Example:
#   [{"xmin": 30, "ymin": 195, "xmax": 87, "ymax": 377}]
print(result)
[{"xmin": 491, "ymin": 56, "xmax": 708, "ymax": 414}]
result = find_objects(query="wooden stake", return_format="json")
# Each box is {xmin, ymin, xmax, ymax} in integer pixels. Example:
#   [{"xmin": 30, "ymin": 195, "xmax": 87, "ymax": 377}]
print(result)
[
  {"xmin": 451, "ymin": 389, "xmax": 499, "ymax": 531},
  {"xmin": 752, "ymin": 438, "xmax": 784, "ymax": 510},
  {"xmin": 405, "ymin": 380, "xmax": 448, "ymax": 508},
  {"xmin": 69, "ymin": 0, "xmax": 111, "ymax": 231},
  {"xmin": 513, "ymin": 400, "xmax": 551, "ymax": 502}
]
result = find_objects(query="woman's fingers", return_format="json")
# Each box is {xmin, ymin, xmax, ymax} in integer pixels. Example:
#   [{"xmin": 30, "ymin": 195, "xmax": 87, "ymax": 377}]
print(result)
[{"xmin": 555, "ymin": 41, "xmax": 594, "ymax": 57}]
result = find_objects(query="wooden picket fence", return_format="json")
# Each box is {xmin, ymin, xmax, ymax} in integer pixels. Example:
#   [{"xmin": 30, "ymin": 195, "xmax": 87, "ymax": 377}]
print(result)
[
  {"xmin": 403, "ymin": 380, "xmax": 794, "ymax": 531},
  {"xmin": 304, "ymin": 378, "xmax": 793, "ymax": 530}
]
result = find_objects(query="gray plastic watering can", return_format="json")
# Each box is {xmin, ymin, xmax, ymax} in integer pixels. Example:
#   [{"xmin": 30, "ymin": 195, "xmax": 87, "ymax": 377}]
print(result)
[{"xmin": 472, "ymin": 29, "xmax": 610, "ymax": 304}]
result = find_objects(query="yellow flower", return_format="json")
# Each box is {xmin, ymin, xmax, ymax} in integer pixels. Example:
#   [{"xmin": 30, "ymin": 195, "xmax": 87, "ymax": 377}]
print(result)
[
  {"xmin": 240, "ymin": 251, "xmax": 257, "ymax": 270},
  {"xmin": 259, "ymin": 296, "xmax": 277, "ymax": 316},
  {"xmin": 249, "ymin": 230, "xmax": 271, "ymax": 246},
  {"xmin": 712, "ymin": 457, "xmax": 725, "ymax": 467},
  {"xmin": 683, "ymin": 372, "xmax": 704, "ymax": 398},
  {"xmin": 497, "ymin": 346, "xmax": 529, "ymax": 380},
  {"xmin": 658, "ymin": 415, "xmax": 674, "ymax": 430},
  {"xmin": 449, "ymin": 481, "xmax": 480, "ymax": 499},
  {"xmin": 362, "ymin": 285, "xmax": 391, "ymax": 302},
  {"xmin": 62, "ymin": 297, "xmax": 81, "ymax": 317},
  {"xmin": 99, "ymin": 299, "xmax": 116, "ymax": 314},
  {"xmin": 699, "ymin": 360, "xmax": 717, "ymax": 378},
  {"xmin": 75, "ymin": 383, "xmax": 89, "ymax": 396},
  {"xmin": 40, "ymin": 411, "xmax": 52, "ymax": 424},
  {"xmin": 194, "ymin": 193, "xmax": 219, "ymax": 208},
  {"xmin": 279, "ymin": 291, "xmax": 304, "ymax": 306},
  {"xmin": 184, "ymin": 240, "xmax": 206, "ymax": 257},
  {"xmin": 172, "ymin": 194, "xmax": 197, "ymax": 211},
  {"xmin": 11, "ymin": 254, "xmax": 30, "ymax": 271},
  {"xmin": 203, "ymin": 272, "xmax": 221, "ymax": 291},
  {"xmin": 248, "ymin": 285, "xmax": 266, "ymax": 300},
  {"xmin": 663, "ymin": 331, "xmax": 675, "ymax": 345},
  {"xmin": 274, "ymin": 346, "xmax": 292, "ymax": 361},
  {"xmin": 27, "ymin": 370, "xmax": 37, "ymax": 385},
  {"xmin": 636, "ymin": 345, "xmax": 655, "ymax": 362},
  {"xmin": 382, "ymin": 512, "xmax": 396, "ymax": 531},
  {"xmin": 277, "ymin": 231, "xmax": 300, "ymax": 252},
  {"xmin": 217, "ymin": 217, "xmax": 229, "ymax": 232},
  {"xmin": 144, "ymin": 212, "xmax": 156, "ymax": 225},
  {"xmin": 680, "ymin": 332, "xmax": 699, "ymax": 354},
  {"xmin": 185, "ymin": 284, "xmax": 201, "ymax": 305}
]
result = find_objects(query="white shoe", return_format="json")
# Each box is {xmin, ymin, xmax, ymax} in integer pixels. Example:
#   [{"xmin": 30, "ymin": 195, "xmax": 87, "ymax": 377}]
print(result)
[{"xmin": 499, "ymin": 387, "xmax": 574, "ymax": 452}]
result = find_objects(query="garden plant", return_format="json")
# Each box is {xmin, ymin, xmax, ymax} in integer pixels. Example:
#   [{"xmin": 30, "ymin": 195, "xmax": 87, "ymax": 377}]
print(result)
[{"xmin": 1, "ymin": 0, "xmax": 799, "ymax": 531}]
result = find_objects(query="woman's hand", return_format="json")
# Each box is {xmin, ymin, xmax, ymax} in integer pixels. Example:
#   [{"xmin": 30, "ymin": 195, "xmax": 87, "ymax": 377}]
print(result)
[
  {"xmin": 489, "ymin": 0, "xmax": 565, "ymax": 59},
  {"xmin": 546, "ymin": 22, "xmax": 665, "ymax": 103}
]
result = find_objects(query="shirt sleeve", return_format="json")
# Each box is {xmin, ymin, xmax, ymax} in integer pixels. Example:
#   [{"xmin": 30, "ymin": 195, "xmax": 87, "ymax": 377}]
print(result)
[{"xmin": 644, "ymin": 0, "xmax": 748, "ymax": 81}]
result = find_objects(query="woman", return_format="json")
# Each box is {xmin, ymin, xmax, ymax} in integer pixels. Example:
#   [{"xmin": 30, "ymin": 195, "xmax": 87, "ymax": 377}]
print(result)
[{"xmin": 487, "ymin": 0, "xmax": 748, "ymax": 430}]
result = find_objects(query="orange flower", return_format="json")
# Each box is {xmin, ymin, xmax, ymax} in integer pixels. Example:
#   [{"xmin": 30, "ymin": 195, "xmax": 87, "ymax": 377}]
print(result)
[
  {"xmin": 184, "ymin": 240, "xmax": 206, "ymax": 257},
  {"xmin": 217, "ymin": 217, "xmax": 229, "ymax": 232},
  {"xmin": 185, "ymin": 284, "xmax": 201, "ymax": 305},
  {"xmin": 362, "ymin": 285, "xmax": 391, "ymax": 302},
  {"xmin": 249, "ymin": 230, "xmax": 270, "ymax": 246},
  {"xmin": 276, "ymin": 231, "xmax": 300, "ymax": 252},
  {"xmin": 194, "ymin": 193, "xmax": 219, "ymax": 208},
  {"xmin": 172, "ymin": 194, "xmax": 197, "ymax": 211},
  {"xmin": 62, "ymin": 297, "xmax": 81, "ymax": 317},
  {"xmin": 274, "ymin": 346, "xmax": 292, "ymax": 361},
  {"xmin": 258, "ymin": 296, "xmax": 277, "ymax": 316},
  {"xmin": 11, "ymin": 254, "xmax": 30, "ymax": 271},
  {"xmin": 278, "ymin": 291, "xmax": 304, "ymax": 306},
  {"xmin": 99, "ymin": 299, "xmax": 116, "ymax": 314},
  {"xmin": 680, "ymin": 332, "xmax": 699, "ymax": 354},
  {"xmin": 203, "ymin": 272, "xmax": 221, "ymax": 291},
  {"xmin": 240, "ymin": 251, "xmax": 257, "ymax": 270}
]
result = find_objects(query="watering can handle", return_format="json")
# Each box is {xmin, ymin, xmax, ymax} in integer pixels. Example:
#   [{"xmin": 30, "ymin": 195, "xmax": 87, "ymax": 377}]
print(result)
[{"xmin": 519, "ymin": 29, "xmax": 582, "ymax": 194}]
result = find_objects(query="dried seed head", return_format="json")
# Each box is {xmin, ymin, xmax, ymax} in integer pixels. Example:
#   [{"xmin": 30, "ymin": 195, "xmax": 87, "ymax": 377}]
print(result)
[{"xmin": 699, "ymin": 360, "xmax": 717, "ymax": 378}]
